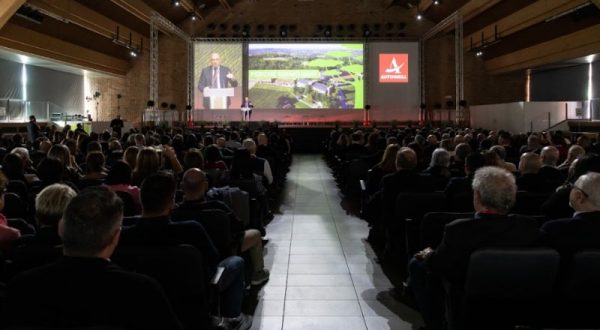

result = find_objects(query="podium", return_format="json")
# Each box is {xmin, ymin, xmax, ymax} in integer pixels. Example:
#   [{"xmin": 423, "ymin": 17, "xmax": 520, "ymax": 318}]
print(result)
[
  {"xmin": 241, "ymin": 107, "xmax": 252, "ymax": 121},
  {"xmin": 203, "ymin": 87, "xmax": 234, "ymax": 109}
]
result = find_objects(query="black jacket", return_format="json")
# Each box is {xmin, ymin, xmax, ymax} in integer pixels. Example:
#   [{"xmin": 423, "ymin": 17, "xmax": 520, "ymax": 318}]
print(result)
[
  {"xmin": 4, "ymin": 256, "xmax": 182, "ymax": 329},
  {"xmin": 426, "ymin": 213, "xmax": 540, "ymax": 283}
]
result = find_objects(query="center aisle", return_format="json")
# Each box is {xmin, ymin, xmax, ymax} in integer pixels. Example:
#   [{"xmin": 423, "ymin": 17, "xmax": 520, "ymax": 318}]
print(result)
[{"xmin": 251, "ymin": 155, "xmax": 423, "ymax": 330}]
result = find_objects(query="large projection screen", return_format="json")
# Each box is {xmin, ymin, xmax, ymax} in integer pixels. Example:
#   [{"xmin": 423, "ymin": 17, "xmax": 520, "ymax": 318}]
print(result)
[
  {"xmin": 194, "ymin": 42, "xmax": 243, "ymax": 110},
  {"xmin": 248, "ymin": 43, "xmax": 364, "ymax": 110},
  {"xmin": 367, "ymin": 42, "xmax": 420, "ymax": 121}
]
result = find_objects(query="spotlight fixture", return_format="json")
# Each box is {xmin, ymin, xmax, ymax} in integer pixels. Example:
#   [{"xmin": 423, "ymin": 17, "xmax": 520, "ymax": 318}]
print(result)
[
  {"xmin": 475, "ymin": 50, "xmax": 483, "ymax": 57},
  {"xmin": 433, "ymin": 0, "xmax": 440, "ymax": 5},
  {"xmin": 191, "ymin": 13, "xmax": 197, "ymax": 21},
  {"xmin": 416, "ymin": 12, "xmax": 423, "ymax": 20},
  {"xmin": 129, "ymin": 50, "xmax": 138, "ymax": 57},
  {"xmin": 172, "ymin": 0, "xmax": 180, "ymax": 6}
]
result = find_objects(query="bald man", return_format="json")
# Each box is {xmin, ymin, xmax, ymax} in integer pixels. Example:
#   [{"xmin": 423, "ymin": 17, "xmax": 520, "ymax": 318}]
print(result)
[
  {"xmin": 516, "ymin": 152, "xmax": 545, "ymax": 192},
  {"xmin": 172, "ymin": 169, "xmax": 270, "ymax": 287},
  {"xmin": 198, "ymin": 52, "xmax": 238, "ymax": 109}
]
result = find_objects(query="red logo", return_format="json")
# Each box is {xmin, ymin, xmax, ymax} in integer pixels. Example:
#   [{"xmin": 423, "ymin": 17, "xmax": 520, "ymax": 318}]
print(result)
[{"xmin": 379, "ymin": 54, "xmax": 408, "ymax": 83}]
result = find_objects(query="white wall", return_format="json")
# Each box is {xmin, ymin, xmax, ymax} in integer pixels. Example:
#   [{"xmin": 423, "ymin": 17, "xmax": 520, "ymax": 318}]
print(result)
[{"xmin": 470, "ymin": 101, "xmax": 582, "ymax": 133}]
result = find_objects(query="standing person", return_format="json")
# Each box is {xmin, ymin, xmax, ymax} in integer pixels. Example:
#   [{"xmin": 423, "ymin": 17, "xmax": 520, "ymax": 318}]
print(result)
[
  {"xmin": 27, "ymin": 115, "xmax": 40, "ymax": 143},
  {"xmin": 198, "ymin": 53, "xmax": 238, "ymax": 110},
  {"xmin": 241, "ymin": 97, "xmax": 254, "ymax": 121},
  {"xmin": 110, "ymin": 115, "xmax": 124, "ymax": 137}
]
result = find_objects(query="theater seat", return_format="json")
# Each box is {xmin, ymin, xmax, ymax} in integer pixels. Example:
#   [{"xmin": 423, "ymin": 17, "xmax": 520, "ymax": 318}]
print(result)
[
  {"xmin": 112, "ymin": 244, "xmax": 210, "ymax": 330},
  {"xmin": 557, "ymin": 249, "xmax": 600, "ymax": 328},
  {"xmin": 446, "ymin": 247, "xmax": 560, "ymax": 329},
  {"xmin": 418, "ymin": 212, "xmax": 474, "ymax": 251}
]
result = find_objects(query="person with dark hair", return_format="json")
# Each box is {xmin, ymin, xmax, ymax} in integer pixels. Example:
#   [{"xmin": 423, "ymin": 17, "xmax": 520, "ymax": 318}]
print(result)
[
  {"xmin": 110, "ymin": 115, "xmax": 124, "ymax": 137},
  {"xmin": 121, "ymin": 171, "xmax": 251, "ymax": 329},
  {"xmin": 105, "ymin": 161, "xmax": 141, "ymax": 212},
  {"xmin": 184, "ymin": 148, "xmax": 205, "ymax": 171},
  {"xmin": 2, "ymin": 153, "xmax": 27, "ymax": 183},
  {"xmin": 444, "ymin": 152, "xmax": 485, "ymax": 208},
  {"xmin": 82, "ymin": 151, "xmax": 107, "ymax": 181},
  {"xmin": 205, "ymin": 145, "xmax": 228, "ymax": 170},
  {"xmin": 4, "ymin": 186, "xmax": 183, "ymax": 329},
  {"xmin": 449, "ymin": 143, "xmax": 471, "ymax": 177}
]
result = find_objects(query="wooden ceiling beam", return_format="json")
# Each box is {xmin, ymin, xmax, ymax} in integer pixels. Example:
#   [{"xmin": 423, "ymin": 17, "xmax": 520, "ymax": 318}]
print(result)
[
  {"xmin": 180, "ymin": 0, "xmax": 204, "ymax": 21},
  {"xmin": 592, "ymin": 0, "xmax": 600, "ymax": 9},
  {"xmin": 27, "ymin": 0, "xmax": 147, "ymax": 50},
  {"xmin": 465, "ymin": 0, "xmax": 590, "ymax": 50},
  {"xmin": 0, "ymin": 22, "xmax": 130, "ymax": 75},
  {"xmin": 0, "ymin": 0, "xmax": 25, "ymax": 30},
  {"xmin": 109, "ymin": 0, "xmax": 171, "ymax": 36},
  {"xmin": 438, "ymin": 0, "xmax": 501, "ymax": 35},
  {"xmin": 485, "ymin": 24, "xmax": 600, "ymax": 74},
  {"xmin": 219, "ymin": 0, "xmax": 232, "ymax": 11}
]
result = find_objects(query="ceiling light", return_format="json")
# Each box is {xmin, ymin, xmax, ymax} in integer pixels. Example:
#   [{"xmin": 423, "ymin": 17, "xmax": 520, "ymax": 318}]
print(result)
[
  {"xmin": 191, "ymin": 14, "xmax": 197, "ymax": 21},
  {"xmin": 172, "ymin": 0, "xmax": 180, "ymax": 6},
  {"xmin": 416, "ymin": 13, "xmax": 423, "ymax": 20},
  {"xmin": 433, "ymin": 0, "xmax": 441, "ymax": 5},
  {"xmin": 130, "ymin": 50, "xmax": 138, "ymax": 57},
  {"xmin": 475, "ymin": 51, "xmax": 483, "ymax": 57}
]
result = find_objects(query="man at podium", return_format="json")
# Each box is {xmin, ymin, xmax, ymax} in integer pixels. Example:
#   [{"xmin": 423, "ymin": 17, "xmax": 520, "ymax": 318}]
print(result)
[{"xmin": 198, "ymin": 52, "xmax": 238, "ymax": 109}]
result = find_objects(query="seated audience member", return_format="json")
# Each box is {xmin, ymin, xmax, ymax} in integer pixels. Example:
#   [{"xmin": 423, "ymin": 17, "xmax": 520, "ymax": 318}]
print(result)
[
  {"xmin": 105, "ymin": 161, "xmax": 141, "ymax": 212},
  {"xmin": 422, "ymin": 148, "xmax": 451, "ymax": 190},
  {"xmin": 10, "ymin": 147, "xmax": 36, "ymax": 174},
  {"xmin": 205, "ymin": 145, "xmax": 228, "ymax": 170},
  {"xmin": 365, "ymin": 144, "xmax": 400, "ymax": 196},
  {"xmin": 30, "ymin": 138, "xmax": 51, "ymax": 167},
  {"xmin": 541, "ymin": 172, "xmax": 600, "ymax": 254},
  {"xmin": 345, "ymin": 131, "xmax": 367, "ymax": 159},
  {"xmin": 409, "ymin": 166, "xmax": 539, "ymax": 330},
  {"xmin": 173, "ymin": 168, "xmax": 270, "ymax": 286},
  {"xmin": 242, "ymin": 139, "xmax": 273, "ymax": 185},
  {"xmin": 519, "ymin": 134, "xmax": 542, "ymax": 154},
  {"xmin": 216, "ymin": 136, "xmax": 233, "ymax": 158},
  {"xmin": 4, "ymin": 186, "xmax": 183, "ymax": 329},
  {"xmin": 558, "ymin": 144, "xmax": 585, "ymax": 171},
  {"xmin": 120, "ymin": 171, "xmax": 251, "ymax": 329},
  {"xmin": 444, "ymin": 152, "xmax": 485, "ymax": 205},
  {"xmin": 184, "ymin": 148, "xmax": 205, "ymax": 171},
  {"xmin": 516, "ymin": 152, "xmax": 545, "ymax": 192},
  {"xmin": 83, "ymin": 151, "xmax": 108, "ymax": 181},
  {"xmin": 18, "ymin": 183, "xmax": 77, "ymax": 248},
  {"xmin": 48, "ymin": 144, "xmax": 82, "ymax": 183},
  {"xmin": 226, "ymin": 131, "xmax": 242, "ymax": 149},
  {"xmin": 2, "ymin": 153, "xmax": 28, "ymax": 183},
  {"xmin": 0, "ymin": 172, "xmax": 21, "ymax": 251},
  {"xmin": 122, "ymin": 145, "xmax": 139, "ymax": 169},
  {"xmin": 132, "ymin": 147, "xmax": 161, "ymax": 186},
  {"xmin": 106, "ymin": 140, "xmax": 124, "ymax": 168},
  {"xmin": 542, "ymin": 154, "xmax": 600, "ymax": 219},
  {"xmin": 538, "ymin": 146, "xmax": 564, "ymax": 187},
  {"xmin": 449, "ymin": 143, "xmax": 471, "ymax": 177},
  {"xmin": 490, "ymin": 145, "xmax": 517, "ymax": 172}
]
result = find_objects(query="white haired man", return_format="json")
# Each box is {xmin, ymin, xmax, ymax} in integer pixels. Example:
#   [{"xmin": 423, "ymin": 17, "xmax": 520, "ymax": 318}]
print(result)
[{"xmin": 408, "ymin": 166, "xmax": 539, "ymax": 330}]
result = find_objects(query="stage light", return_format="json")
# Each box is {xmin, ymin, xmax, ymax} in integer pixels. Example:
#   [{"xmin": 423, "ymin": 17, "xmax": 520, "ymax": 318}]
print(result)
[
  {"xmin": 475, "ymin": 50, "xmax": 483, "ymax": 57},
  {"xmin": 416, "ymin": 12, "xmax": 423, "ymax": 20},
  {"xmin": 130, "ymin": 50, "xmax": 137, "ymax": 57},
  {"xmin": 172, "ymin": 0, "xmax": 180, "ymax": 6},
  {"xmin": 433, "ymin": 0, "xmax": 441, "ymax": 5},
  {"xmin": 191, "ymin": 13, "xmax": 197, "ymax": 21}
]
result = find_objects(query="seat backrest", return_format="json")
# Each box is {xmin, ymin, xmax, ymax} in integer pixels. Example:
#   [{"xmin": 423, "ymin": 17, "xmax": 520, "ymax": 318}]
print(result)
[
  {"xmin": 420, "ymin": 212, "xmax": 474, "ymax": 249},
  {"xmin": 7, "ymin": 218, "xmax": 36, "ymax": 235},
  {"xmin": 196, "ymin": 209, "xmax": 233, "ymax": 258},
  {"xmin": 395, "ymin": 192, "xmax": 447, "ymax": 221},
  {"xmin": 205, "ymin": 168, "xmax": 230, "ymax": 188},
  {"xmin": 449, "ymin": 191, "xmax": 474, "ymax": 212},
  {"xmin": 562, "ymin": 249, "xmax": 600, "ymax": 299},
  {"xmin": 229, "ymin": 178, "xmax": 258, "ymax": 196},
  {"xmin": 466, "ymin": 247, "xmax": 560, "ymax": 298},
  {"xmin": 7, "ymin": 180, "xmax": 28, "ymax": 200},
  {"xmin": 111, "ymin": 244, "xmax": 208, "ymax": 328},
  {"xmin": 513, "ymin": 191, "xmax": 551, "ymax": 215}
]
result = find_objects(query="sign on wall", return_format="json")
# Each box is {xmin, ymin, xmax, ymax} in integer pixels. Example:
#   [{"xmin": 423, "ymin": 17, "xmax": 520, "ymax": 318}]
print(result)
[{"xmin": 379, "ymin": 53, "xmax": 409, "ymax": 83}]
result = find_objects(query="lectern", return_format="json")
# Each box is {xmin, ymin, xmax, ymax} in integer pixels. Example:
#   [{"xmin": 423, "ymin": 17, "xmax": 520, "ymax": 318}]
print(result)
[{"xmin": 203, "ymin": 87, "xmax": 234, "ymax": 109}]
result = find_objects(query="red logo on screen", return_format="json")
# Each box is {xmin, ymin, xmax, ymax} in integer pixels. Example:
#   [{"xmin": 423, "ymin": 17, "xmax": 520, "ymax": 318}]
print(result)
[{"xmin": 379, "ymin": 54, "xmax": 408, "ymax": 83}]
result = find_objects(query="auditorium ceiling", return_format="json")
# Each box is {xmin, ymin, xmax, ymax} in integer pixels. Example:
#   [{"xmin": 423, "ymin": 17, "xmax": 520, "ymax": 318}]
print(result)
[{"xmin": 0, "ymin": 0, "xmax": 598, "ymax": 75}]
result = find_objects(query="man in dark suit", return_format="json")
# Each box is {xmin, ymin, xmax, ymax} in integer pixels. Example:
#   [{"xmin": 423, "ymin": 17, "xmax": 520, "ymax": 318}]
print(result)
[
  {"xmin": 444, "ymin": 152, "xmax": 485, "ymax": 212},
  {"xmin": 516, "ymin": 152, "xmax": 546, "ymax": 192},
  {"xmin": 120, "ymin": 171, "xmax": 251, "ymax": 329},
  {"xmin": 541, "ymin": 172, "xmax": 600, "ymax": 254},
  {"xmin": 198, "ymin": 52, "xmax": 238, "ymax": 109},
  {"xmin": 4, "ymin": 186, "xmax": 183, "ymax": 329},
  {"xmin": 538, "ymin": 145, "xmax": 564, "ymax": 189},
  {"xmin": 409, "ymin": 166, "xmax": 539, "ymax": 330}
]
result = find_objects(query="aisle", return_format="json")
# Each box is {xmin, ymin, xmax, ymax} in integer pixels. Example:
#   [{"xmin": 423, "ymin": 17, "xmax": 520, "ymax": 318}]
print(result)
[{"xmin": 251, "ymin": 155, "xmax": 423, "ymax": 330}]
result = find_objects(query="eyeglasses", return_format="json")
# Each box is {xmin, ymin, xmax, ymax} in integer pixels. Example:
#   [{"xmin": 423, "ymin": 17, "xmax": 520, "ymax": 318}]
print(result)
[{"xmin": 572, "ymin": 185, "xmax": 589, "ymax": 198}]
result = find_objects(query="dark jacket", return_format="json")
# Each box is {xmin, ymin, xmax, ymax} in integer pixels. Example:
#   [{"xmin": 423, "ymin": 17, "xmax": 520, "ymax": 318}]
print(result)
[
  {"xmin": 4, "ymin": 256, "xmax": 182, "ymax": 329},
  {"xmin": 381, "ymin": 169, "xmax": 434, "ymax": 220},
  {"xmin": 426, "ymin": 213, "xmax": 540, "ymax": 283},
  {"xmin": 541, "ymin": 211, "xmax": 600, "ymax": 255}
]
